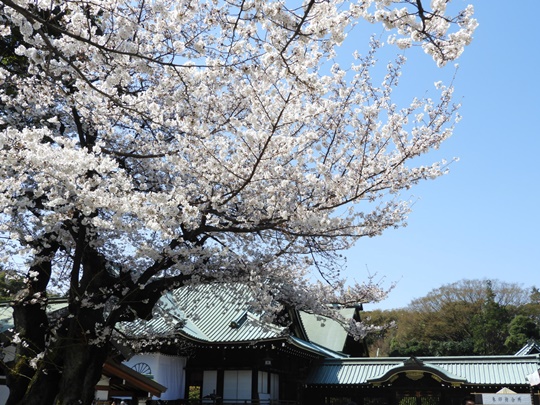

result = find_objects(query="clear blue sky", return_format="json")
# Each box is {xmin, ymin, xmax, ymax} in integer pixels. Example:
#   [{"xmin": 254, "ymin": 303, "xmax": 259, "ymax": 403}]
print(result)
[{"xmin": 342, "ymin": 1, "xmax": 540, "ymax": 310}]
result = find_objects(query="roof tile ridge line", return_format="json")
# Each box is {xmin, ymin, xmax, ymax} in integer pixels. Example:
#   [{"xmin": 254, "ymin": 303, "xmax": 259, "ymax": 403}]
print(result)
[{"xmin": 286, "ymin": 335, "xmax": 347, "ymax": 358}]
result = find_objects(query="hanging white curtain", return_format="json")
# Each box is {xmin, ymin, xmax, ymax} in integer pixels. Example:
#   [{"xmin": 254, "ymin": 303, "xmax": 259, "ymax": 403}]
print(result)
[{"xmin": 124, "ymin": 353, "xmax": 186, "ymax": 400}]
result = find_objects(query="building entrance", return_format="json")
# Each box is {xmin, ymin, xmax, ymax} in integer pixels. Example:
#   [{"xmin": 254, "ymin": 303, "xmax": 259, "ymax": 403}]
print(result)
[{"xmin": 397, "ymin": 391, "xmax": 441, "ymax": 405}]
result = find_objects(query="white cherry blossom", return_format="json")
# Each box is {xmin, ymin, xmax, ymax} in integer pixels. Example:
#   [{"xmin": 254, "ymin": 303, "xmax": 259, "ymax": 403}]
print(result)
[{"xmin": 0, "ymin": 0, "xmax": 475, "ymax": 403}]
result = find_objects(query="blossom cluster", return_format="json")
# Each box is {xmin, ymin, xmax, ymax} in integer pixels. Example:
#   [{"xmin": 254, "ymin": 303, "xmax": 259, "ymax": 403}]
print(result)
[{"xmin": 0, "ymin": 0, "xmax": 474, "ymax": 344}]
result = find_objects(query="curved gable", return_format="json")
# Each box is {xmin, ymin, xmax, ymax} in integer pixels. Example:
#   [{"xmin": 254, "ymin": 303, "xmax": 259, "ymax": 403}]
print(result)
[{"xmin": 366, "ymin": 356, "xmax": 466, "ymax": 385}]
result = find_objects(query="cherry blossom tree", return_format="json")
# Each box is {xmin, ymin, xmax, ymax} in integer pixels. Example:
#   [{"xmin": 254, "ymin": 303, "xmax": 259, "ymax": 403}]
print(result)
[{"xmin": 0, "ymin": 0, "xmax": 476, "ymax": 404}]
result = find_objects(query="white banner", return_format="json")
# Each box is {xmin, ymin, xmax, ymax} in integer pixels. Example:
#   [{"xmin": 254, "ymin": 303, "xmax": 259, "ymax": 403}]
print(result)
[
  {"xmin": 480, "ymin": 394, "xmax": 531, "ymax": 405},
  {"xmin": 527, "ymin": 370, "xmax": 540, "ymax": 386}
]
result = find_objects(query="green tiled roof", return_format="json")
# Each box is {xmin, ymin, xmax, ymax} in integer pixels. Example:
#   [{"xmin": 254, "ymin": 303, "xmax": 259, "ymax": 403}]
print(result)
[
  {"xmin": 0, "ymin": 285, "xmax": 344, "ymax": 360},
  {"xmin": 305, "ymin": 355, "xmax": 540, "ymax": 386},
  {"xmin": 122, "ymin": 283, "xmax": 285, "ymax": 343},
  {"xmin": 121, "ymin": 283, "xmax": 347, "ymax": 359}
]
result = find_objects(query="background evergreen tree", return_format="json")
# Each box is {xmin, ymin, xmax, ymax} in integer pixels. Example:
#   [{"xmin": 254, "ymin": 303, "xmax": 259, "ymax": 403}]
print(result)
[
  {"xmin": 504, "ymin": 315, "xmax": 540, "ymax": 352},
  {"xmin": 363, "ymin": 279, "xmax": 537, "ymax": 356}
]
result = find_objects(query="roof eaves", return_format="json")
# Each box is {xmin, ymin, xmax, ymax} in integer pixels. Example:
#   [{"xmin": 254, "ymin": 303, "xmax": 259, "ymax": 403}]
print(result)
[
  {"xmin": 288, "ymin": 335, "xmax": 348, "ymax": 359},
  {"xmin": 102, "ymin": 360, "xmax": 167, "ymax": 397}
]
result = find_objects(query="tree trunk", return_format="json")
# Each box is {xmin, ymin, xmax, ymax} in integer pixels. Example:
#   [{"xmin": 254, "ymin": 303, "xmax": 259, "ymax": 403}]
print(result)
[
  {"xmin": 53, "ymin": 343, "xmax": 110, "ymax": 405},
  {"xmin": 7, "ymin": 297, "xmax": 112, "ymax": 405},
  {"xmin": 7, "ymin": 330, "xmax": 111, "ymax": 405},
  {"xmin": 6, "ymin": 298, "xmax": 51, "ymax": 405}
]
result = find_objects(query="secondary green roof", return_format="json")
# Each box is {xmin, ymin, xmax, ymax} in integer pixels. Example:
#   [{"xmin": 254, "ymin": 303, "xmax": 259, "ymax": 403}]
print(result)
[
  {"xmin": 298, "ymin": 308, "xmax": 355, "ymax": 353},
  {"xmin": 305, "ymin": 355, "xmax": 540, "ymax": 386}
]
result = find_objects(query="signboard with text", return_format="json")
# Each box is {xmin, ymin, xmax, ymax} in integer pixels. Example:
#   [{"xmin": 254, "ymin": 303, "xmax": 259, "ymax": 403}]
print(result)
[{"xmin": 476, "ymin": 394, "xmax": 532, "ymax": 405}]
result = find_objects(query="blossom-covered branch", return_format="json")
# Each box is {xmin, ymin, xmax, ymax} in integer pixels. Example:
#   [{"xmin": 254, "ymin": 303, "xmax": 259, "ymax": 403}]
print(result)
[{"xmin": 0, "ymin": 0, "xmax": 475, "ymax": 403}]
